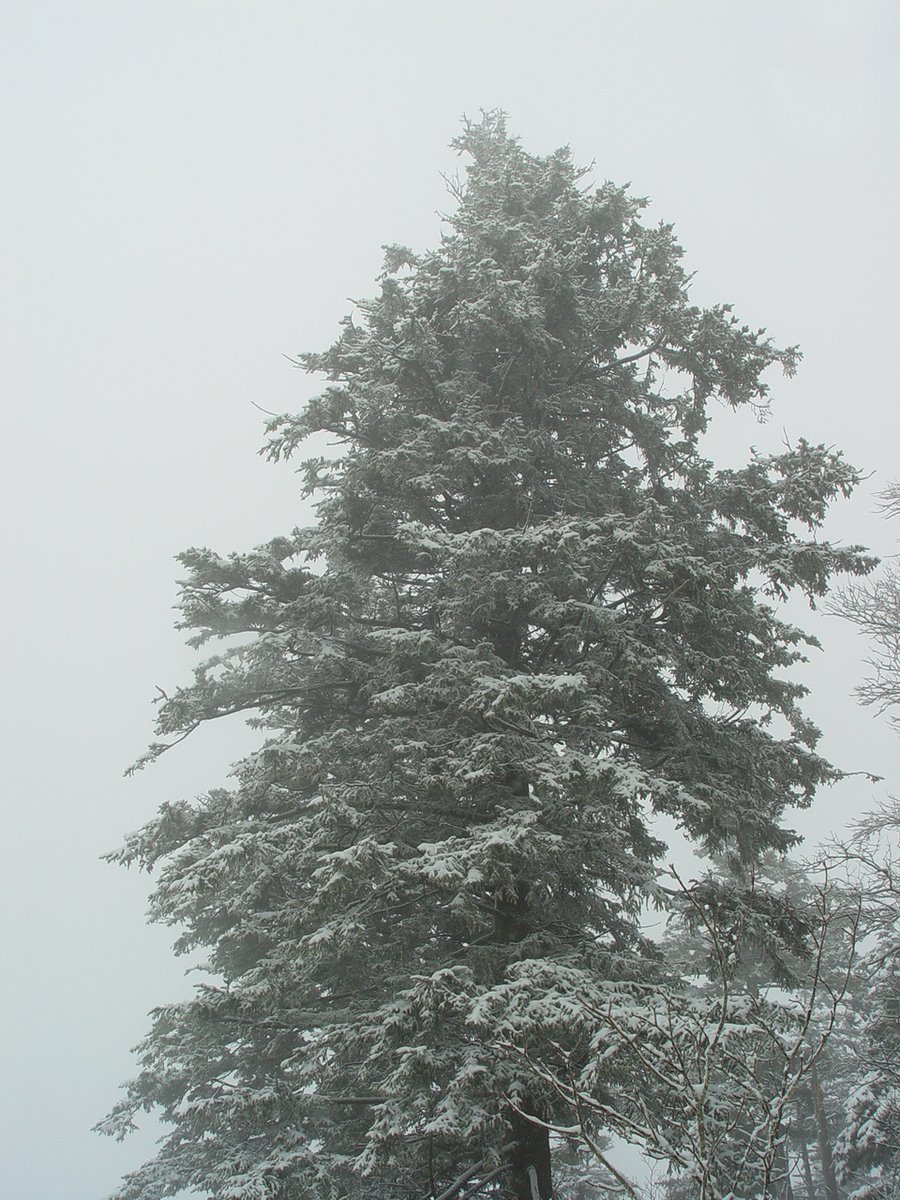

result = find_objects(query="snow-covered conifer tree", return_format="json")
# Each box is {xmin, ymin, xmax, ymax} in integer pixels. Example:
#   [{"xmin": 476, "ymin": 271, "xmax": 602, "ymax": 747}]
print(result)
[{"xmin": 100, "ymin": 114, "xmax": 871, "ymax": 1200}]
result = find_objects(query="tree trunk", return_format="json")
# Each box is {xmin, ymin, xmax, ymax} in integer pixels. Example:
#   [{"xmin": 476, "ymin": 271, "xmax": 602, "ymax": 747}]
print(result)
[
  {"xmin": 798, "ymin": 1135, "xmax": 815, "ymax": 1200},
  {"xmin": 493, "ymin": 761, "xmax": 552, "ymax": 1200},
  {"xmin": 778, "ymin": 1138, "xmax": 795, "ymax": 1200},
  {"xmin": 508, "ymin": 1110, "xmax": 552, "ymax": 1200},
  {"xmin": 810, "ymin": 1064, "xmax": 840, "ymax": 1200}
]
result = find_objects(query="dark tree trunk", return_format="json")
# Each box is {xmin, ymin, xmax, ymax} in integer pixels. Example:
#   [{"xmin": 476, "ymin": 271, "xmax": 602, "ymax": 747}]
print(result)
[
  {"xmin": 810, "ymin": 1065, "xmax": 840, "ymax": 1200},
  {"xmin": 508, "ymin": 1110, "xmax": 552, "ymax": 1200},
  {"xmin": 798, "ymin": 1134, "xmax": 815, "ymax": 1200}
]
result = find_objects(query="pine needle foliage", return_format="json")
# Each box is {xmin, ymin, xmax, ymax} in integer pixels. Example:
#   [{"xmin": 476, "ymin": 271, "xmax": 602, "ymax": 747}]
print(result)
[{"xmin": 100, "ymin": 114, "xmax": 872, "ymax": 1200}]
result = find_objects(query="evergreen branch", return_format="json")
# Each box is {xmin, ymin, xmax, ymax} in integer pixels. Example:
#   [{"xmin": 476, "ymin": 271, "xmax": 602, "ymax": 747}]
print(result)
[
  {"xmin": 427, "ymin": 1144, "xmax": 515, "ymax": 1200},
  {"xmin": 455, "ymin": 1162, "xmax": 511, "ymax": 1198}
]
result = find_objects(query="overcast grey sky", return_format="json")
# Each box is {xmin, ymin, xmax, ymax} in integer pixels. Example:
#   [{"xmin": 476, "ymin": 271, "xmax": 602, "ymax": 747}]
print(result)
[{"xmin": 2, "ymin": 3, "xmax": 898, "ymax": 1198}]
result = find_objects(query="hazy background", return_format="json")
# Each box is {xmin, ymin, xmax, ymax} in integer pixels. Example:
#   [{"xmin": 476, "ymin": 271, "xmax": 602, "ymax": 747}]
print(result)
[{"xmin": 1, "ymin": 3, "xmax": 898, "ymax": 1197}]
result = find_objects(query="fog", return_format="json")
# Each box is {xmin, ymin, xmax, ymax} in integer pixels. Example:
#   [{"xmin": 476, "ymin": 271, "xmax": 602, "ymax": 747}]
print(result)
[{"xmin": 1, "ymin": 3, "xmax": 898, "ymax": 1197}]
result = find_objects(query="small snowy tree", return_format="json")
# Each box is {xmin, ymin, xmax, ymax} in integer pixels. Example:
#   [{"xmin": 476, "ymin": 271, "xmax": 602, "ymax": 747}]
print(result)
[
  {"xmin": 839, "ymin": 485, "xmax": 900, "ymax": 732},
  {"xmin": 824, "ymin": 804, "xmax": 900, "ymax": 1200},
  {"xmin": 100, "ymin": 114, "xmax": 871, "ymax": 1200},
  {"xmin": 833, "ymin": 486, "xmax": 900, "ymax": 1199},
  {"xmin": 482, "ymin": 859, "xmax": 861, "ymax": 1200}
]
